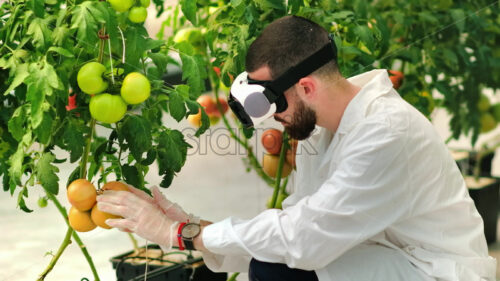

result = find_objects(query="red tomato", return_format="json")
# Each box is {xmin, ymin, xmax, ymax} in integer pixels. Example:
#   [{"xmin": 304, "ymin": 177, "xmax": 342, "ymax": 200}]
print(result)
[
  {"xmin": 261, "ymin": 129, "xmax": 283, "ymax": 155},
  {"xmin": 197, "ymin": 95, "xmax": 219, "ymax": 116},
  {"xmin": 66, "ymin": 94, "xmax": 77, "ymax": 111},
  {"xmin": 388, "ymin": 70, "xmax": 404, "ymax": 89},
  {"xmin": 217, "ymin": 97, "xmax": 229, "ymax": 114},
  {"xmin": 213, "ymin": 66, "xmax": 221, "ymax": 77}
]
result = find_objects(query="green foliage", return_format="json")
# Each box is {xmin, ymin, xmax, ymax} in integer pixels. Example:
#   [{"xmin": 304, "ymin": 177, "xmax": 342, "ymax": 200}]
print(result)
[{"xmin": 165, "ymin": 0, "xmax": 498, "ymax": 146}]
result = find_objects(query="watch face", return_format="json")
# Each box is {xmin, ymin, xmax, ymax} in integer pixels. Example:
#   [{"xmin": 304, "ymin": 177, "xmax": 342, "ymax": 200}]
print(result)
[{"xmin": 181, "ymin": 223, "xmax": 201, "ymax": 239}]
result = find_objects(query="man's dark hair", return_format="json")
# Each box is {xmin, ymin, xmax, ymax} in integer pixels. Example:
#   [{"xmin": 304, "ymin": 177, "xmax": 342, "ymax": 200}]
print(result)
[{"xmin": 246, "ymin": 15, "xmax": 339, "ymax": 79}]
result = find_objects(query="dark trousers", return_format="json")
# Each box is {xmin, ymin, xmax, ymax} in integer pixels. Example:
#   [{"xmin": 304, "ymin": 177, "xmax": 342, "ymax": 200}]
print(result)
[{"xmin": 248, "ymin": 258, "xmax": 319, "ymax": 281}]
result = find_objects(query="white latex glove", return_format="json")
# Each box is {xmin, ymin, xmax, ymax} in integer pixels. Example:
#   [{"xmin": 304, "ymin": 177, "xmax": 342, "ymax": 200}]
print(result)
[
  {"xmin": 125, "ymin": 184, "xmax": 199, "ymax": 224},
  {"xmin": 96, "ymin": 190, "xmax": 175, "ymax": 246}
]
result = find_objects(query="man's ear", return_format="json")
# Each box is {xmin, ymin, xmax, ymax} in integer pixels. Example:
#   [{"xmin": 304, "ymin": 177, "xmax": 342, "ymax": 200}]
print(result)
[{"xmin": 297, "ymin": 76, "xmax": 316, "ymax": 100}]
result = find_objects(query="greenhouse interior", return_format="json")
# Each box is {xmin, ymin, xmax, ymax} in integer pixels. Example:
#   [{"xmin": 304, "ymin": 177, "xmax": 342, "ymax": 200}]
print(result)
[{"xmin": 1, "ymin": 0, "xmax": 500, "ymax": 280}]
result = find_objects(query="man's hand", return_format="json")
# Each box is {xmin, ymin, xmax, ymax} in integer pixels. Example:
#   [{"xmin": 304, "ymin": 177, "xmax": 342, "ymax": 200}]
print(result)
[
  {"xmin": 125, "ymin": 184, "xmax": 199, "ymax": 223},
  {"xmin": 97, "ymin": 190, "xmax": 175, "ymax": 246}
]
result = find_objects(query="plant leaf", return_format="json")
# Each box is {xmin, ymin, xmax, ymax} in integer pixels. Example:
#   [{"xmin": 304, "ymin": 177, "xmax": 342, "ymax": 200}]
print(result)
[
  {"xmin": 177, "ymin": 42, "xmax": 207, "ymax": 98},
  {"xmin": 3, "ymin": 63, "xmax": 29, "ymax": 96},
  {"xmin": 157, "ymin": 129, "xmax": 190, "ymax": 173},
  {"xmin": 36, "ymin": 152, "xmax": 60, "ymax": 195},
  {"xmin": 149, "ymin": 52, "xmax": 169, "ymax": 77},
  {"xmin": 180, "ymin": 0, "xmax": 197, "ymax": 25},
  {"xmin": 28, "ymin": 0, "xmax": 45, "ymax": 18},
  {"xmin": 168, "ymin": 91, "xmax": 186, "ymax": 122},
  {"xmin": 122, "ymin": 164, "xmax": 143, "ymax": 188},
  {"xmin": 27, "ymin": 18, "xmax": 52, "ymax": 50},
  {"xmin": 8, "ymin": 144, "xmax": 25, "ymax": 186},
  {"xmin": 26, "ymin": 61, "xmax": 61, "ymax": 128},
  {"xmin": 47, "ymin": 46, "xmax": 74, "ymax": 57},
  {"xmin": 71, "ymin": 1, "xmax": 99, "ymax": 49},
  {"xmin": 8, "ymin": 105, "xmax": 28, "ymax": 141},
  {"xmin": 33, "ymin": 111, "xmax": 53, "ymax": 145},
  {"xmin": 62, "ymin": 119, "xmax": 86, "ymax": 163},
  {"xmin": 120, "ymin": 115, "xmax": 152, "ymax": 160},
  {"xmin": 17, "ymin": 188, "xmax": 33, "ymax": 213}
]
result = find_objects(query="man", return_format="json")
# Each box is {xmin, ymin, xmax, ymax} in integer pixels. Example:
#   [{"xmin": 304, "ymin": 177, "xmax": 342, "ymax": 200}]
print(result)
[{"xmin": 97, "ymin": 16, "xmax": 496, "ymax": 280}]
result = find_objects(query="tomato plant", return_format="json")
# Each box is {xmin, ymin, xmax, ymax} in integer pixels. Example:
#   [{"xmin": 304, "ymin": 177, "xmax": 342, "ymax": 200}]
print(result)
[{"xmin": 0, "ymin": 0, "xmax": 212, "ymax": 278}]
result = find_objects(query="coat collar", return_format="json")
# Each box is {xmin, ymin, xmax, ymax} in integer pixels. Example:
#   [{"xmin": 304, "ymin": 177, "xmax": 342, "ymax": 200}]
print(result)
[{"xmin": 336, "ymin": 69, "xmax": 394, "ymax": 135}]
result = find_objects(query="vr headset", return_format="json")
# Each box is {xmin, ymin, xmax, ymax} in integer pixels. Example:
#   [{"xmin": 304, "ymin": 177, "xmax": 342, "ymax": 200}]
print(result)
[{"xmin": 228, "ymin": 35, "xmax": 337, "ymax": 128}]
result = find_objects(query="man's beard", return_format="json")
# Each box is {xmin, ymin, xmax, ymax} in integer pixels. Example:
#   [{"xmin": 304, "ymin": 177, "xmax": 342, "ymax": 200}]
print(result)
[{"xmin": 283, "ymin": 99, "xmax": 317, "ymax": 140}]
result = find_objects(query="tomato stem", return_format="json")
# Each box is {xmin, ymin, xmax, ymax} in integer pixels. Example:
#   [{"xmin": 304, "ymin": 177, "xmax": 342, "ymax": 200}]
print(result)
[
  {"xmin": 128, "ymin": 233, "xmax": 140, "ymax": 253},
  {"xmin": 227, "ymin": 272, "xmax": 240, "ymax": 281},
  {"xmin": 80, "ymin": 118, "xmax": 97, "ymax": 180},
  {"xmin": 269, "ymin": 132, "xmax": 289, "ymax": 208},
  {"xmin": 97, "ymin": 26, "xmax": 106, "ymax": 64},
  {"xmin": 37, "ymin": 227, "xmax": 73, "ymax": 281},
  {"xmin": 42, "ymin": 191, "xmax": 100, "ymax": 281}
]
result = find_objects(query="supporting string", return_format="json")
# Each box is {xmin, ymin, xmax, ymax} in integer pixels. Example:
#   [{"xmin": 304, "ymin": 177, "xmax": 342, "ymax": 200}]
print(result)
[
  {"xmin": 144, "ymin": 242, "xmax": 149, "ymax": 281},
  {"xmin": 107, "ymin": 38, "xmax": 115, "ymax": 84},
  {"xmin": 117, "ymin": 26, "xmax": 126, "ymax": 64}
]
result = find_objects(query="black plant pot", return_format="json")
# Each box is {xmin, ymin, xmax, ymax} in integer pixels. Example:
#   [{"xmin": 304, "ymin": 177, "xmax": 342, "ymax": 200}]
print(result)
[
  {"xmin": 110, "ymin": 244, "xmax": 227, "ymax": 281},
  {"xmin": 465, "ymin": 176, "xmax": 500, "ymax": 244},
  {"xmin": 467, "ymin": 151, "xmax": 495, "ymax": 177},
  {"xmin": 451, "ymin": 150, "xmax": 495, "ymax": 177}
]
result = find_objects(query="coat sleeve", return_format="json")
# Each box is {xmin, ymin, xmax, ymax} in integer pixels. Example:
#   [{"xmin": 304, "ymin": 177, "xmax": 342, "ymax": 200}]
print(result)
[{"xmin": 202, "ymin": 119, "xmax": 412, "ymax": 270}]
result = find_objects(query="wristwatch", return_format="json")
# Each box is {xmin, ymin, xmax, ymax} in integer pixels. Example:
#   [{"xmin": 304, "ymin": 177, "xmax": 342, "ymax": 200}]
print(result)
[{"xmin": 181, "ymin": 223, "xmax": 201, "ymax": 250}]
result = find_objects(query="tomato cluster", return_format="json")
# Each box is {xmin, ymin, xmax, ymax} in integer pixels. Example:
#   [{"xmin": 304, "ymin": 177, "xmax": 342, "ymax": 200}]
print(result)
[
  {"xmin": 260, "ymin": 129, "xmax": 297, "ymax": 209},
  {"xmin": 67, "ymin": 180, "xmax": 129, "ymax": 232},
  {"xmin": 260, "ymin": 129, "xmax": 297, "ymax": 179},
  {"xmin": 108, "ymin": 0, "xmax": 149, "ymax": 23},
  {"xmin": 77, "ymin": 62, "xmax": 151, "ymax": 124},
  {"xmin": 187, "ymin": 94, "xmax": 229, "ymax": 127}
]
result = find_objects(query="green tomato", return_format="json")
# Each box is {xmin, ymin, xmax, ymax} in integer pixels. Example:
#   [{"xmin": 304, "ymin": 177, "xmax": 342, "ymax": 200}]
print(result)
[
  {"xmin": 120, "ymin": 72, "xmax": 150, "ymax": 104},
  {"xmin": 77, "ymin": 62, "xmax": 108, "ymax": 95},
  {"xmin": 128, "ymin": 7, "xmax": 147, "ymax": 23},
  {"xmin": 480, "ymin": 113, "xmax": 497, "ymax": 133},
  {"xmin": 491, "ymin": 103, "xmax": 500, "ymax": 122},
  {"xmin": 38, "ymin": 197, "xmax": 48, "ymax": 208},
  {"xmin": 90, "ymin": 94, "xmax": 127, "ymax": 123},
  {"xmin": 140, "ymin": 0, "xmax": 150, "ymax": 7},
  {"xmin": 173, "ymin": 27, "xmax": 207, "ymax": 54},
  {"xmin": 478, "ymin": 94, "xmax": 491, "ymax": 112},
  {"xmin": 108, "ymin": 0, "xmax": 133, "ymax": 12}
]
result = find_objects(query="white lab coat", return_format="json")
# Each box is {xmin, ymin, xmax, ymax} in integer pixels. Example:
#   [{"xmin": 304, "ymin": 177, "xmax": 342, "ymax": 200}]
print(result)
[{"xmin": 201, "ymin": 69, "xmax": 497, "ymax": 280}]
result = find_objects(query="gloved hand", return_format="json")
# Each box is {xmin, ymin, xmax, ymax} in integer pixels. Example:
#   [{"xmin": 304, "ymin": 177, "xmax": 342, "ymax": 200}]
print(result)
[
  {"xmin": 96, "ymin": 190, "xmax": 175, "ymax": 247},
  {"xmin": 125, "ymin": 184, "xmax": 199, "ymax": 224}
]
